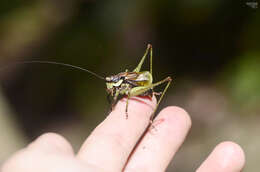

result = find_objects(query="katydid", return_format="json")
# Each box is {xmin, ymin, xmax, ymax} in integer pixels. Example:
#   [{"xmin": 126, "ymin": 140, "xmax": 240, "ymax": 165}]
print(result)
[
  {"xmin": 105, "ymin": 44, "xmax": 172, "ymax": 121},
  {"xmin": 1, "ymin": 44, "xmax": 172, "ymax": 122}
]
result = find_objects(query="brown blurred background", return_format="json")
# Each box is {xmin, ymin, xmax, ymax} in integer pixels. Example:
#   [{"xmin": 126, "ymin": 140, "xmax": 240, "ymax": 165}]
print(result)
[{"xmin": 0, "ymin": 0, "xmax": 259, "ymax": 171}]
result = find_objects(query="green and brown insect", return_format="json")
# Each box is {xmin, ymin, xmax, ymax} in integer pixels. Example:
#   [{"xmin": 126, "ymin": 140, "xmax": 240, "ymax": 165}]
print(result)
[
  {"xmin": 105, "ymin": 44, "xmax": 172, "ymax": 121},
  {"xmin": 1, "ymin": 44, "xmax": 172, "ymax": 122}
]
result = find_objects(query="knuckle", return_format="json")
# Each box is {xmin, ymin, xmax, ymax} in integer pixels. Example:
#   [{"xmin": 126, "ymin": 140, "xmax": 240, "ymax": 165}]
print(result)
[
  {"xmin": 28, "ymin": 132, "xmax": 73, "ymax": 154},
  {"xmin": 1, "ymin": 149, "xmax": 29, "ymax": 172}
]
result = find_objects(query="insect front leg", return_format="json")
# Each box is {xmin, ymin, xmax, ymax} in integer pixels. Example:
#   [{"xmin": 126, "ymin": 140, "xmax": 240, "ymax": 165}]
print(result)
[
  {"xmin": 107, "ymin": 94, "xmax": 112, "ymax": 110},
  {"xmin": 109, "ymin": 88, "xmax": 120, "ymax": 111}
]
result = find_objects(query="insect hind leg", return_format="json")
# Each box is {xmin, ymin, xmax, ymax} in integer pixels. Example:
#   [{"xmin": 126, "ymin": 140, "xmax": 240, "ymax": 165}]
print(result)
[
  {"xmin": 133, "ymin": 44, "xmax": 152, "ymax": 73},
  {"xmin": 128, "ymin": 76, "xmax": 172, "ymax": 122},
  {"xmin": 150, "ymin": 77, "xmax": 172, "ymax": 122},
  {"xmin": 140, "ymin": 88, "xmax": 153, "ymax": 98}
]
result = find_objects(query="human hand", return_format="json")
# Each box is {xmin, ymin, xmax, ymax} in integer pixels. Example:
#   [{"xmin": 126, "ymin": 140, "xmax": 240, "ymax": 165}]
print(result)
[{"xmin": 1, "ymin": 96, "xmax": 245, "ymax": 172}]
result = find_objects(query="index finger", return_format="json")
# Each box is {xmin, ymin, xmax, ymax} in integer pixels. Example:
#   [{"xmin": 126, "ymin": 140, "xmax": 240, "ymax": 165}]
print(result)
[{"xmin": 77, "ymin": 96, "xmax": 156, "ymax": 172}]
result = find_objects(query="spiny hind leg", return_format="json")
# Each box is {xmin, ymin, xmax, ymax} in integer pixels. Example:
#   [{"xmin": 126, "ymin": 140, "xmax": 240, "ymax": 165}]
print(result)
[
  {"xmin": 149, "ymin": 44, "xmax": 153, "ymax": 75},
  {"xmin": 150, "ymin": 77, "xmax": 172, "ymax": 123},
  {"xmin": 129, "ymin": 77, "xmax": 171, "ymax": 97},
  {"xmin": 128, "ymin": 76, "xmax": 172, "ymax": 122},
  {"xmin": 153, "ymin": 91, "xmax": 162, "ymax": 96},
  {"xmin": 133, "ymin": 44, "xmax": 152, "ymax": 73},
  {"xmin": 148, "ymin": 78, "xmax": 171, "ymax": 132},
  {"xmin": 140, "ymin": 88, "xmax": 153, "ymax": 98}
]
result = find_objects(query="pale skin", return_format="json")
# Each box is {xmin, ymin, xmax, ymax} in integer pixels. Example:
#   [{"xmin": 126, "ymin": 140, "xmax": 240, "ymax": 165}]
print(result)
[{"xmin": 1, "ymin": 96, "xmax": 245, "ymax": 172}]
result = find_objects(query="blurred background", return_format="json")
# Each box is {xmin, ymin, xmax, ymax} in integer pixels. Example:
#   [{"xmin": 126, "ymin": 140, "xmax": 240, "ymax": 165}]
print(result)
[{"xmin": 0, "ymin": 0, "xmax": 259, "ymax": 171}]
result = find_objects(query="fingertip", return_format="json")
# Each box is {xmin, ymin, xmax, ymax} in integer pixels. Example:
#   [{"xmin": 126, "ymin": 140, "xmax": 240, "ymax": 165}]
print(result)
[
  {"xmin": 157, "ymin": 106, "xmax": 192, "ymax": 130},
  {"xmin": 214, "ymin": 141, "xmax": 245, "ymax": 171},
  {"xmin": 197, "ymin": 141, "xmax": 245, "ymax": 172},
  {"xmin": 28, "ymin": 133, "xmax": 74, "ymax": 155},
  {"xmin": 124, "ymin": 106, "xmax": 191, "ymax": 171}
]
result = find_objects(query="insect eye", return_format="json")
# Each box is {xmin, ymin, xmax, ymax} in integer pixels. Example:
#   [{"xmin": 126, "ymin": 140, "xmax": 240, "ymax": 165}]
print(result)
[
  {"xmin": 106, "ymin": 76, "xmax": 117, "ymax": 82},
  {"xmin": 105, "ymin": 77, "xmax": 112, "ymax": 82}
]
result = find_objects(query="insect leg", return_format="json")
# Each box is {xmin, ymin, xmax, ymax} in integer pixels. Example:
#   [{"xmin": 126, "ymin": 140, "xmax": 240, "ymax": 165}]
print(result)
[
  {"xmin": 129, "ymin": 77, "xmax": 171, "ymax": 96},
  {"xmin": 150, "ymin": 44, "xmax": 153, "ymax": 76},
  {"xmin": 129, "ymin": 77, "xmax": 172, "ymax": 121},
  {"xmin": 125, "ymin": 95, "xmax": 130, "ymax": 119},
  {"xmin": 107, "ymin": 94, "xmax": 112, "ymax": 110},
  {"xmin": 133, "ymin": 44, "xmax": 152, "ymax": 72},
  {"xmin": 124, "ymin": 87, "xmax": 132, "ymax": 119},
  {"xmin": 110, "ymin": 89, "xmax": 120, "ymax": 111},
  {"xmin": 150, "ymin": 77, "xmax": 172, "ymax": 122},
  {"xmin": 153, "ymin": 91, "xmax": 162, "ymax": 96}
]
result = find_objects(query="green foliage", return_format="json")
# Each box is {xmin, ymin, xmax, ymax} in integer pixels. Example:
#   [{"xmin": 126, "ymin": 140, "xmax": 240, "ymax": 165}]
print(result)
[{"xmin": 226, "ymin": 52, "xmax": 260, "ymax": 108}]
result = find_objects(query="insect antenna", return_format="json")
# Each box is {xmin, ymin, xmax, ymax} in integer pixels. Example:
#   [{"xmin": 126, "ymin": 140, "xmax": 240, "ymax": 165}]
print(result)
[{"xmin": 0, "ymin": 60, "xmax": 105, "ymax": 80}]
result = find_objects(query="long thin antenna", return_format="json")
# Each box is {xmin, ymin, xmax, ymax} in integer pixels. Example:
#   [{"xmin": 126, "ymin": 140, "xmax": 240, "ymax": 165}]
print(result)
[{"xmin": 1, "ymin": 60, "xmax": 105, "ymax": 80}]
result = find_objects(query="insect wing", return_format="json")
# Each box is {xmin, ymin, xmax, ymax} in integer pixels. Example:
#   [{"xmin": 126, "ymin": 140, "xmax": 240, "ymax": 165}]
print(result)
[
  {"xmin": 124, "ymin": 71, "xmax": 152, "ymax": 86},
  {"xmin": 116, "ymin": 72, "xmax": 137, "ymax": 80}
]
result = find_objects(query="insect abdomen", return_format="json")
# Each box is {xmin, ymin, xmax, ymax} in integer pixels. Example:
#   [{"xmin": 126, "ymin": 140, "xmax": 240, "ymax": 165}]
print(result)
[{"xmin": 135, "ymin": 71, "xmax": 153, "ymax": 86}]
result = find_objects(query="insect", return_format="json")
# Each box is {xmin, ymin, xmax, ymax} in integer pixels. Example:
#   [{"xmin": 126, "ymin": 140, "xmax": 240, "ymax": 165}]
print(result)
[
  {"xmin": 105, "ymin": 44, "xmax": 172, "ymax": 122},
  {"xmin": 1, "ymin": 44, "xmax": 172, "ymax": 122}
]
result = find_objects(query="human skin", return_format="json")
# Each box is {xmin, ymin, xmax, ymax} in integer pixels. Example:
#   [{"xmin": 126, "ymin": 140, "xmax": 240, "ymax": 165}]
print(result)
[{"xmin": 1, "ymin": 96, "xmax": 245, "ymax": 172}]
